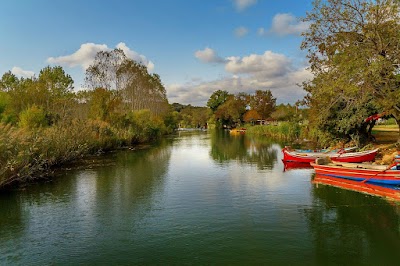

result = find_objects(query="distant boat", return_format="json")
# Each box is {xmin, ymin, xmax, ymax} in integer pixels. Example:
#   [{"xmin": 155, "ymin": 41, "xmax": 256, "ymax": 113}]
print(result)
[
  {"xmin": 311, "ymin": 159, "xmax": 400, "ymax": 185},
  {"xmin": 282, "ymin": 147, "xmax": 378, "ymax": 163},
  {"xmin": 229, "ymin": 128, "xmax": 246, "ymax": 134}
]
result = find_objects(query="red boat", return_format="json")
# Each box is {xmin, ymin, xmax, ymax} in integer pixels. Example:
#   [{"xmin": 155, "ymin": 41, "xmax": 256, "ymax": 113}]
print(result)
[
  {"xmin": 283, "ymin": 161, "xmax": 313, "ymax": 171},
  {"xmin": 282, "ymin": 147, "xmax": 378, "ymax": 163},
  {"xmin": 312, "ymin": 174, "xmax": 400, "ymax": 201},
  {"xmin": 311, "ymin": 160, "xmax": 400, "ymax": 185}
]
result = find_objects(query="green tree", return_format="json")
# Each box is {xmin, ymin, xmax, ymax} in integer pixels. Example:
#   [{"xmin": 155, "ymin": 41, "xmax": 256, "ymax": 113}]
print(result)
[
  {"xmin": 207, "ymin": 90, "xmax": 230, "ymax": 112},
  {"xmin": 85, "ymin": 49, "xmax": 168, "ymax": 115},
  {"xmin": 19, "ymin": 105, "xmax": 47, "ymax": 128},
  {"xmin": 215, "ymin": 95, "xmax": 246, "ymax": 127},
  {"xmin": 249, "ymin": 90, "xmax": 276, "ymax": 119},
  {"xmin": 302, "ymin": 0, "xmax": 400, "ymax": 141}
]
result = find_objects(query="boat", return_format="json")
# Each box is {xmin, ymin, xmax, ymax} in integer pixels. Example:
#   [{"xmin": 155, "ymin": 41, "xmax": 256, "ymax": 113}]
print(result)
[
  {"xmin": 283, "ymin": 161, "xmax": 313, "ymax": 171},
  {"xmin": 229, "ymin": 128, "xmax": 246, "ymax": 134},
  {"xmin": 310, "ymin": 157, "xmax": 400, "ymax": 185},
  {"xmin": 312, "ymin": 174, "xmax": 400, "ymax": 201},
  {"xmin": 288, "ymin": 146, "xmax": 358, "ymax": 153},
  {"xmin": 282, "ymin": 147, "xmax": 378, "ymax": 163}
]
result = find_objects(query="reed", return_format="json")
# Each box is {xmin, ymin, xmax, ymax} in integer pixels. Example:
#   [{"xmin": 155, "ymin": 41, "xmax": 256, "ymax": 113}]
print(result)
[
  {"xmin": 0, "ymin": 114, "xmax": 167, "ymax": 188},
  {"xmin": 246, "ymin": 122, "xmax": 302, "ymax": 141}
]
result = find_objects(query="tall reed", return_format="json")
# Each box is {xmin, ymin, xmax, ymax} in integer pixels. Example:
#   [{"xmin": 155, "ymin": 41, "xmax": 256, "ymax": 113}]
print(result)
[{"xmin": 246, "ymin": 122, "xmax": 302, "ymax": 141}]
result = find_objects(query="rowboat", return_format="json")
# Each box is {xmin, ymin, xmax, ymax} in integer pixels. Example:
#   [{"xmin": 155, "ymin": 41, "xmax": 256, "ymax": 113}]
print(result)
[
  {"xmin": 313, "ymin": 174, "xmax": 400, "ymax": 201},
  {"xmin": 310, "ymin": 159, "xmax": 400, "ymax": 185},
  {"xmin": 282, "ymin": 147, "xmax": 378, "ymax": 163}
]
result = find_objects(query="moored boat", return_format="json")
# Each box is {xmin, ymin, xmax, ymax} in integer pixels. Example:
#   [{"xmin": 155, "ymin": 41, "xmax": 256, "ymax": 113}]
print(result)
[
  {"xmin": 312, "ymin": 174, "xmax": 400, "ymax": 201},
  {"xmin": 310, "ymin": 158, "xmax": 400, "ymax": 185},
  {"xmin": 282, "ymin": 147, "xmax": 378, "ymax": 163}
]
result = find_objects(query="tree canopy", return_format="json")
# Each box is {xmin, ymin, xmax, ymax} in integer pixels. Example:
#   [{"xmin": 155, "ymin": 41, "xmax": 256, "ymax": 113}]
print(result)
[{"xmin": 302, "ymin": 0, "xmax": 400, "ymax": 144}]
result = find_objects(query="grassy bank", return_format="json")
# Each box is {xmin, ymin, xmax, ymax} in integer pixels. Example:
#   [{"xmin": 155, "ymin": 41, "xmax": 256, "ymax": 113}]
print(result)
[
  {"xmin": 245, "ymin": 122, "xmax": 303, "ymax": 141},
  {"xmin": 0, "ymin": 115, "xmax": 166, "ymax": 188}
]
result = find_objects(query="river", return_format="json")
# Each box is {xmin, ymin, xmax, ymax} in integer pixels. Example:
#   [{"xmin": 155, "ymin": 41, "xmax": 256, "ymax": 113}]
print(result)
[{"xmin": 1, "ymin": 130, "xmax": 400, "ymax": 265}]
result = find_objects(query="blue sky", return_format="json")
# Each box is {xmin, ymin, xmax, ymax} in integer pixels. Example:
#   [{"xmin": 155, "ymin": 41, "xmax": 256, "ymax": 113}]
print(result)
[{"xmin": 0, "ymin": 0, "xmax": 314, "ymax": 106}]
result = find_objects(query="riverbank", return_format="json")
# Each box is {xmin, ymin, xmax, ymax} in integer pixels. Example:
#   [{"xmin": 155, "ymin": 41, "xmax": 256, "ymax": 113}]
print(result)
[{"xmin": 0, "ymin": 116, "xmax": 167, "ymax": 189}]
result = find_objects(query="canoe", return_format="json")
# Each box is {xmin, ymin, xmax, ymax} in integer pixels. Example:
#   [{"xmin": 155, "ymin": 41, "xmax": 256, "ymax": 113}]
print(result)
[
  {"xmin": 282, "ymin": 147, "xmax": 378, "ymax": 163},
  {"xmin": 312, "ymin": 174, "xmax": 400, "ymax": 201},
  {"xmin": 310, "ymin": 160, "xmax": 400, "ymax": 185}
]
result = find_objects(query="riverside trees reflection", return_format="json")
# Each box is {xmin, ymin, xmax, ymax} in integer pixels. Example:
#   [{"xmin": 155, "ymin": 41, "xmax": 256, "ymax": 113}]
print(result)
[{"xmin": 209, "ymin": 130, "xmax": 279, "ymax": 170}]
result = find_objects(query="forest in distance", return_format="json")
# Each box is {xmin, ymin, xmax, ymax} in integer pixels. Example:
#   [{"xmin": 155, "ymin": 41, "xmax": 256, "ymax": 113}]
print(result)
[{"xmin": 1, "ymin": 0, "xmax": 400, "ymax": 188}]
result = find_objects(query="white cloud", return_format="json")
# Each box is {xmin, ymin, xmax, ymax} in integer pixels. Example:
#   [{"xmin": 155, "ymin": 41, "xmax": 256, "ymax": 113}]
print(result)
[
  {"xmin": 233, "ymin": 0, "xmax": 257, "ymax": 11},
  {"xmin": 170, "ymin": 50, "xmax": 313, "ymax": 106},
  {"xmin": 11, "ymin": 66, "xmax": 34, "ymax": 78},
  {"xmin": 47, "ymin": 42, "xmax": 154, "ymax": 71},
  {"xmin": 225, "ymin": 51, "xmax": 291, "ymax": 77},
  {"xmin": 194, "ymin": 47, "xmax": 226, "ymax": 63},
  {"xmin": 268, "ymin": 13, "xmax": 310, "ymax": 36},
  {"xmin": 234, "ymin": 26, "xmax": 249, "ymax": 38}
]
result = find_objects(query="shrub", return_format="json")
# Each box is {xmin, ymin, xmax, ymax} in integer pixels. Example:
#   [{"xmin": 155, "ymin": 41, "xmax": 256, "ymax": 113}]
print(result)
[{"xmin": 19, "ymin": 105, "xmax": 47, "ymax": 129}]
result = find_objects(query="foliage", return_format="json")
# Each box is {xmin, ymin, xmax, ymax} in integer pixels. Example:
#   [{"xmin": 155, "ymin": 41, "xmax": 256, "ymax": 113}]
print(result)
[
  {"xmin": 85, "ymin": 48, "xmax": 168, "ymax": 116},
  {"xmin": 243, "ymin": 109, "xmax": 261, "ymax": 124},
  {"xmin": 249, "ymin": 90, "xmax": 276, "ymax": 119},
  {"xmin": 301, "ymin": 0, "xmax": 400, "ymax": 144},
  {"xmin": 207, "ymin": 90, "xmax": 230, "ymax": 112},
  {"xmin": 0, "ymin": 49, "xmax": 173, "ymax": 188},
  {"xmin": 246, "ymin": 122, "xmax": 302, "ymax": 141},
  {"xmin": 19, "ymin": 105, "xmax": 48, "ymax": 129},
  {"xmin": 215, "ymin": 95, "xmax": 247, "ymax": 127}
]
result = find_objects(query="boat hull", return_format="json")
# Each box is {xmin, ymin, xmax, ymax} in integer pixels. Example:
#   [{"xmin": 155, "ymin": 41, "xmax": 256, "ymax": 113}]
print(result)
[
  {"xmin": 282, "ymin": 148, "xmax": 377, "ymax": 163},
  {"xmin": 313, "ymin": 175, "xmax": 400, "ymax": 201},
  {"xmin": 311, "ymin": 163, "xmax": 400, "ymax": 185}
]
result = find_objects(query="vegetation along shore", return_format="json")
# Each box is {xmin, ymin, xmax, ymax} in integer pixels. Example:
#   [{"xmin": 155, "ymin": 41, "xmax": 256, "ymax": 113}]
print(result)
[{"xmin": 1, "ymin": 0, "xmax": 400, "ymax": 189}]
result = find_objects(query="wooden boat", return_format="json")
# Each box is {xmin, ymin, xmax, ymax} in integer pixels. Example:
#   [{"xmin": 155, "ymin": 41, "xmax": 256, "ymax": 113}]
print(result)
[
  {"xmin": 282, "ymin": 147, "xmax": 378, "ymax": 163},
  {"xmin": 313, "ymin": 174, "xmax": 400, "ymax": 201},
  {"xmin": 310, "ymin": 159, "xmax": 400, "ymax": 185}
]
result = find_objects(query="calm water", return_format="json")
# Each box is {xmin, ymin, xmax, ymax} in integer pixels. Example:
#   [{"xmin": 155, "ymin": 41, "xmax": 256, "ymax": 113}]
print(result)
[{"xmin": 1, "ymin": 130, "xmax": 400, "ymax": 265}]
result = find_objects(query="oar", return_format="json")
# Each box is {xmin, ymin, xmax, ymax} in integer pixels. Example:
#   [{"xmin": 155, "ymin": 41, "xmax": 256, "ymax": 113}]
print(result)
[{"xmin": 360, "ymin": 162, "xmax": 398, "ymax": 184}]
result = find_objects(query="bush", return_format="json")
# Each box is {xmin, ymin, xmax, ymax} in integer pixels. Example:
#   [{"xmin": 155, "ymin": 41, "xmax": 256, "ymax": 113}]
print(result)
[{"xmin": 19, "ymin": 105, "xmax": 47, "ymax": 128}]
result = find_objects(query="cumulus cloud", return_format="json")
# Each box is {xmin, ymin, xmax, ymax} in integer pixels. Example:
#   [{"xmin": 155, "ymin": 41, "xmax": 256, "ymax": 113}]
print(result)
[
  {"xmin": 194, "ymin": 47, "xmax": 226, "ymax": 64},
  {"xmin": 11, "ymin": 66, "xmax": 34, "ymax": 78},
  {"xmin": 171, "ymin": 50, "xmax": 312, "ymax": 106},
  {"xmin": 234, "ymin": 26, "xmax": 249, "ymax": 38},
  {"xmin": 268, "ymin": 13, "xmax": 310, "ymax": 36},
  {"xmin": 225, "ymin": 51, "xmax": 291, "ymax": 77},
  {"xmin": 47, "ymin": 42, "xmax": 154, "ymax": 71},
  {"xmin": 233, "ymin": 0, "xmax": 257, "ymax": 11}
]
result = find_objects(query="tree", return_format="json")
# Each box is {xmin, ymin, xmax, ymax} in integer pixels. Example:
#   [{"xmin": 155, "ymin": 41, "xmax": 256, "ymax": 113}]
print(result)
[
  {"xmin": 249, "ymin": 90, "xmax": 276, "ymax": 119},
  {"xmin": 302, "ymin": 0, "xmax": 400, "ymax": 141},
  {"xmin": 207, "ymin": 90, "xmax": 230, "ymax": 112},
  {"xmin": 243, "ymin": 109, "xmax": 261, "ymax": 124},
  {"xmin": 85, "ymin": 49, "xmax": 168, "ymax": 116},
  {"xmin": 0, "ymin": 71, "xmax": 19, "ymax": 92},
  {"xmin": 37, "ymin": 66, "xmax": 74, "ymax": 121},
  {"xmin": 215, "ymin": 95, "xmax": 246, "ymax": 127}
]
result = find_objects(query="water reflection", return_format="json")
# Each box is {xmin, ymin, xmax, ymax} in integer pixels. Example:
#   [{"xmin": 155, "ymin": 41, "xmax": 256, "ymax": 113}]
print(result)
[
  {"xmin": 210, "ymin": 130, "xmax": 278, "ymax": 169},
  {"xmin": 0, "ymin": 140, "xmax": 172, "ymax": 265},
  {"xmin": 305, "ymin": 177, "xmax": 400, "ymax": 265}
]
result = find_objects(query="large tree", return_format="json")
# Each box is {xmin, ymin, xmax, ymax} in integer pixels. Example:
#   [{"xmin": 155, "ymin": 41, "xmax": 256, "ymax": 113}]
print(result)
[
  {"xmin": 302, "ymin": 0, "xmax": 400, "ymax": 142},
  {"xmin": 85, "ymin": 49, "xmax": 168, "ymax": 116},
  {"xmin": 249, "ymin": 90, "xmax": 276, "ymax": 119}
]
